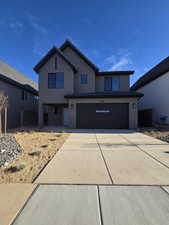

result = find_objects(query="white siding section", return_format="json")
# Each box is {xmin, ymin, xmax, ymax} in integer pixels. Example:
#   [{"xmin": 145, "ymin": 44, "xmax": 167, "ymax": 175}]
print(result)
[{"xmin": 137, "ymin": 71, "xmax": 169, "ymax": 124}]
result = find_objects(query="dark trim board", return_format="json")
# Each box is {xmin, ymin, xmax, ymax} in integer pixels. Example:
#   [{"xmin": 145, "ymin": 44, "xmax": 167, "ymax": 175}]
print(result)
[
  {"xmin": 65, "ymin": 91, "xmax": 143, "ymax": 99},
  {"xmin": 96, "ymin": 71, "xmax": 134, "ymax": 76},
  {"xmin": 76, "ymin": 103, "xmax": 129, "ymax": 129}
]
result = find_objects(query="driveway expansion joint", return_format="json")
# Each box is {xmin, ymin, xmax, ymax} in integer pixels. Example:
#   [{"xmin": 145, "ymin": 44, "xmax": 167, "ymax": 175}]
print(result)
[
  {"xmin": 33, "ymin": 131, "xmax": 169, "ymax": 186},
  {"xmin": 119, "ymin": 133, "xmax": 169, "ymax": 171},
  {"xmin": 36, "ymin": 183, "xmax": 169, "ymax": 186},
  {"xmin": 97, "ymin": 185, "xmax": 104, "ymax": 225},
  {"xmin": 137, "ymin": 145, "xmax": 169, "ymax": 170},
  {"xmin": 160, "ymin": 186, "xmax": 169, "ymax": 198},
  {"xmin": 95, "ymin": 133, "xmax": 114, "ymax": 184}
]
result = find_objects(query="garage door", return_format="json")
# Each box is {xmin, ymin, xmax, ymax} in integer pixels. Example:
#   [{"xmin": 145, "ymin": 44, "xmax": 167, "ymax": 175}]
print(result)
[{"xmin": 76, "ymin": 103, "xmax": 129, "ymax": 129}]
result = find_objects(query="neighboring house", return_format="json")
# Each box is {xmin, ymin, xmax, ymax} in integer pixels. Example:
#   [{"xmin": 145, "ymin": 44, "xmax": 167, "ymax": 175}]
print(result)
[
  {"xmin": 34, "ymin": 40, "xmax": 143, "ymax": 129},
  {"xmin": 0, "ymin": 61, "xmax": 38, "ymax": 129},
  {"xmin": 131, "ymin": 56, "xmax": 169, "ymax": 125}
]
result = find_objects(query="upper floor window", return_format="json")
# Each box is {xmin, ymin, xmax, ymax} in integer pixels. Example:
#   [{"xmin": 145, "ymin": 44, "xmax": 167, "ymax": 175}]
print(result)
[
  {"xmin": 48, "ymin": 73, "xmax": 64, "ymax": 89},
  {"xmin": 104, "ymin": 76, "xmax": 120, "ymax": 91},
  {"xmin": 80, "ymin": 74, "xmax": 88, "ymax": 84},
  {"xmin": 54, "ymin": 57, "xmax": 57, "ymax": 70}
]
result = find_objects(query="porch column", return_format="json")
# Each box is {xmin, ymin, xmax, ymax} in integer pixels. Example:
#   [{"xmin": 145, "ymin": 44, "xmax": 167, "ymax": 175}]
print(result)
[
  {"xmin": 68, "ymin": 100, "xmax": 76, "ymax": 128},
  {"xmin": 129, "ymin": 101, "xmax": 138, "ymax": 129}
]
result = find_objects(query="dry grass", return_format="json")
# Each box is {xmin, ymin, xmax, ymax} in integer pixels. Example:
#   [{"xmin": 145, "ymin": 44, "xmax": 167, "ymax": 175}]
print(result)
[{"xmin": 0, "ymin": 129, "xmax": 69, "ymax": 183}]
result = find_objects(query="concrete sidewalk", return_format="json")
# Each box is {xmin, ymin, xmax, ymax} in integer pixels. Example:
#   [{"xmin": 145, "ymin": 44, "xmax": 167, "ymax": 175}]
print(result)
[
  {"xmin": 35, "ymin": 130, "xmax": 169, "ymax": 185},
  {"xmin": 6, "ymin": 184, "xmax": 169, "ymax": 225}
]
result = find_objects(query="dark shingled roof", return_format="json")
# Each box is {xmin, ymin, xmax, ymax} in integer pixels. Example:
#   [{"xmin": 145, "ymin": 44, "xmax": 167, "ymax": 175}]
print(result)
[
  {"xmin": 0, "ymin": 61, "xmax": 38, "ymax": 90},
  {"xmin": 0, "ymin": 61, "xmax": 38, "ymax": 95},
  {"xmin": 60, "ymin": 40, "xmax": 99, "ymax": 72},
  {"xmin": 34, "ymin": 40, "xmax": 136, "ymax": 77},
  {"xmin": 65, "ymin": 91, "xmax": 143, "ymax": 99},
  {"xmin": 131, "ymin": 56, "xmax": 169, "ymax": 90},
  {"xmin": 34, "ymin": 46, "xmax": 77, "ymax": 73},
  {"xmin": 0, "ymin": 74, "xmax": 38, "ymax": 95},
  {"xmin": 97, "ymin": 71, "xmax": 134, "ymax": 76}
]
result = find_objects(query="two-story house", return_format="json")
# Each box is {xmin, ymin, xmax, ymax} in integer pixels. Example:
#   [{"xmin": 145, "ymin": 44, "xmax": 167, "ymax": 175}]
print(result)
[{"xmin": 34, "ymin": 40, "xmax": 143, "ymax": 129}]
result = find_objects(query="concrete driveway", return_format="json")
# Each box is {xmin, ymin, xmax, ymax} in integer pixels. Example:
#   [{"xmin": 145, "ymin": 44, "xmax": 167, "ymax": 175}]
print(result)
[
  {"xmin": 35, "ymin": 130, "xmax": 169, "ymax": 185},
  {"xmin": 2, "ymin": 130, "xmax": 169, "ymax": 225}
]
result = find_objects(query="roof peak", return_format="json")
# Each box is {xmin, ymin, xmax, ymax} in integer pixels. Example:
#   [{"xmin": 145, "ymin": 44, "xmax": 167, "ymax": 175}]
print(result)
[
  {"xmin": 34, "ymin": 46, "xmax": 77, "ymax": 73},
  {"xmin": 60, "ymin": 40, "xmax": 99, "ymax": 71}
]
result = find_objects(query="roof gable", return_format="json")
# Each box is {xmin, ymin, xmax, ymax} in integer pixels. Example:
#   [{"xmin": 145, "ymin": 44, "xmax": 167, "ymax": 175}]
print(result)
[
  {"xmin": 131, "ymin": 56, "xmax": 169, "ymax": 90},
  {"xmin": 34, "ymin": 46, "xmax": 77, "ymax": 73},
  {"xmin": 60, "ymin": 40, "xmax": 99, "ymax": 72}
]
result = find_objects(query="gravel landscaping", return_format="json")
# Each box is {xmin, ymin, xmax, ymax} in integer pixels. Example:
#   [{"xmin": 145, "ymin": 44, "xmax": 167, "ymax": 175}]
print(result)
[
  {"xmin": 140, "ymin": 129, "xmax": 169, "ymax": 143},
  {"xmin": 0, "ymin": 135, "xmax": 22, "ymax": 167},
  {"xmin": 158, "ymin": 135, "xmax": 169, "ymax": 143},
  {"xmin": 0, "ymin": 129, "xmax": 69, "ymax": 183}
]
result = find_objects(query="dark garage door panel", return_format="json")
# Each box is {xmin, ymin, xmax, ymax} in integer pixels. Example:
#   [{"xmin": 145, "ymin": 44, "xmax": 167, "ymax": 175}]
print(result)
[{"xmin": 76, "ymin": 103, "xmax": 129, "ymax": 129}]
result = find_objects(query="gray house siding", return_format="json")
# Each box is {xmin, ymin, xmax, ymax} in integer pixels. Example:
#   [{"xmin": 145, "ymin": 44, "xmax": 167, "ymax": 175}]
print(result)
[
  {"xmin": 0, "ymin": 61, "xmax": 38, "ymax": 129},
  {"xmin": 38, "ymin": 51, "xmax": 74, "ymax": 126},
  {"xmin": 136, "ymin": 71, "xmax": 169, "ymax": 125},
  {"xmin": 38, "ymin": 52, "xmax": 74, "ymax": 104},
  {"xmin": 61, "ymin": 47, "xmax": 96, "ymax": 93},
  {"xmin": 0, "ymin": 80, "xmax": 37, "ymax": 129}
]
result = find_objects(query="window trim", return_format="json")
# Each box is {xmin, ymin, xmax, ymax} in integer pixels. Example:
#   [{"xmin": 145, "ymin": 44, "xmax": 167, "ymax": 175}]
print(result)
[
  {"xmin": 112, "ymin": 76, "xmax": 120, "ymax": 91},
  {"xmin": 48, "ymin": 72, "xmax": 64, "ymax": 89},
  {"xmin": 48, "ymin": 73, "xmax": 56, "ymax": 89},
  {"xmin": 104, "ymin": 77, "xmax": 112, "ymax": 91},
  {"xmin": 104, "ymin": 76, "xmax": 120, "ymax": 91}
]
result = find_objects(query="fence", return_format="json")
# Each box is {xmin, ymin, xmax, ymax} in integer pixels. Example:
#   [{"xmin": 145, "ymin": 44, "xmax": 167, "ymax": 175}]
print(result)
[
  {"xmin": 20, "ymin": 110, "xmax": 38, "ymax": 127},
  {"xmin": 138, "ymin": 109, "xmax": 153, "ymax": 127}
]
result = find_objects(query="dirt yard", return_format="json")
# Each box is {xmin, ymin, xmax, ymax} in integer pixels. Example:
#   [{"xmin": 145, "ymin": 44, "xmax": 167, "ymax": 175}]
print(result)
[{"xmin": 0, "ymin": 129, "xmax": 69, "ymax": 183}]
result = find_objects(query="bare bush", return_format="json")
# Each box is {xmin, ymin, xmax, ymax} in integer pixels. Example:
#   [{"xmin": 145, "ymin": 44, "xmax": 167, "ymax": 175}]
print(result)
[{"xmin": 0, "ymin": 92, "xmax": 8, "ymax": 133}]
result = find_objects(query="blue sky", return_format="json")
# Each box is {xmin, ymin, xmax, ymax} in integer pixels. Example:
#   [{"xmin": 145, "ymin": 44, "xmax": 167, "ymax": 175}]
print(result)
[{"xmin": 0, "ymin": 0, "xmax": 169, "ymax": 85}]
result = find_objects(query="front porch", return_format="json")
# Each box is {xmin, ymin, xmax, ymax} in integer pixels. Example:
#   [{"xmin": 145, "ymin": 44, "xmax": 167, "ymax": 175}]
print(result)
[{"xmin": 39, "ymin": 104, "xmax": 69, "ymax": 127}]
